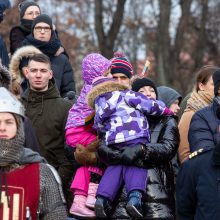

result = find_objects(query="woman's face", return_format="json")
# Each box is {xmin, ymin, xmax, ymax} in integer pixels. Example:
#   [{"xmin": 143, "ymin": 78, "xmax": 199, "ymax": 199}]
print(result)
[
  {"xmin": 23, "ymin": 6, "xmax": 40, "ymax": 20},
  {"xmin": 0, "ymin": 113, "xmax": 17, "ymax": 139},
  {"xmin": 138, "ymin": 86, "xmax": 157, "ymax": 99},
  {"xmin": 199, "ymin": 76, "xmax": 214, "ymax": 97}
]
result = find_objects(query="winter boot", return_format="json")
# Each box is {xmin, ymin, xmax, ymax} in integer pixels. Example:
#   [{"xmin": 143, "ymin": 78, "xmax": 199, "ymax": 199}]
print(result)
[
  {"xmin": 95, "ymin": 196, "xmax": 112, "ymax": 218},
  {"xmin": 126, "ymin": 190, "xmax": 143, "ymax": 218},
  {"xmin": 69, "ymin": 195, "xmax": 96, "ymax": 218},
  {"xmin": 86, "ymin": 182, "xmax": 98, "ymax": 209}
]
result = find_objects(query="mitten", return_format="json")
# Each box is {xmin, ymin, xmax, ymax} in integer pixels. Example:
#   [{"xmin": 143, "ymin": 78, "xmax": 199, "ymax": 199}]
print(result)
[
  {"xmin": 121, "ymin": 145, "xmax": 145, "ymax": 165},
  {"xmin": 74, "ymin": 144, "xmax": 97, "ymax": 166},
  {"xmin": 87, "ymin": 138, "xmax": 100, "ymax": 152},
  {"xmin": 98, "ymin": 144, "xmax": 122, "ymax": 165}
]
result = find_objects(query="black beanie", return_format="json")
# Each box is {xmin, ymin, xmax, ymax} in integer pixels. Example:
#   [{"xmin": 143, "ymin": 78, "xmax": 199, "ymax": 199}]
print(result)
[
  {"xmin": 19, "ymin": 1, "xmax": 40, "ymax": 19},
  {"xmin": 31, "ymin": 14, "xmax": 53, "ymax": 34},
  {"xmin": 213, "ymin": 69, "xmax": 220, "ymax": 96},
  {"xmin": 132, "ymin": 78, "xmax": 158, "ymax": 98}
]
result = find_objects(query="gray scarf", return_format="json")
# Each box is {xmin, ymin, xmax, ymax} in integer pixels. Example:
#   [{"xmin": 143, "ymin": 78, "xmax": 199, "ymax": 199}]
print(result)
[{"xmin": 0, "ymin": 123, "xmax": 25, "ymax": 167}]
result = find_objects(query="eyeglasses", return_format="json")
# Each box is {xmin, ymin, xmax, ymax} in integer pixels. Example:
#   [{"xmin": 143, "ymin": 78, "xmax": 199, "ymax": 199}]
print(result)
[
  {"xmin": 34, "ymin": 26, "xmax": 51, "ymax": 33},
  {"xmin": 25, "ymin": 11, "xmax": 40, "ymax": 17}
]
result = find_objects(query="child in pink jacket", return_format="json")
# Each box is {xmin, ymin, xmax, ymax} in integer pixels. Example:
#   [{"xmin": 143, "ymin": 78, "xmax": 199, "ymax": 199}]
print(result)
[{"xmin": 65, "ymin": 53, "xmax": 110, "ymax": 218}]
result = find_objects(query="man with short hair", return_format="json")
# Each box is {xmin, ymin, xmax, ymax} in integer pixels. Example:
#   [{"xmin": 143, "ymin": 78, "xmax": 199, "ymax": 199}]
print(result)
[
  {"xmin": 21, "ymin": 53, "xmax": 73, "ymax": 209},
  {"xmin": 110, "ymin": 55, "xmax": 133, "ymax": 87}
]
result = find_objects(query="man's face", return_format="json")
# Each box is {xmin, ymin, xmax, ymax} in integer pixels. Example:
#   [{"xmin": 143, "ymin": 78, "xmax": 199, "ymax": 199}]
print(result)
[
  {"xmin": 26, "ymin": 60, "xmax": 52, "ymax": 92},
  {"xmin": 33, "ymin": 22, "xmax": 51, "ymax": 42},
  {"xmin": 112, "ymin": 73, "xmax": 131, "ymax": 87}
]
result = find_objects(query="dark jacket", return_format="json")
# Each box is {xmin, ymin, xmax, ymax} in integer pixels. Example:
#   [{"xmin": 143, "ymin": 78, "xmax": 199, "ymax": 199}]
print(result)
[
  {"xmin": 21, "ymin": 79, "xmax": 72, "ymax": 170},
  {"xmin": 188, "ymin": 97, "xmax": 220, "ymax": 152},
  {"xmin": 0, "ymin": 36, "xmax": 9, "ymax": 67},
  {"xmin": 24, "ymin": 116, "xmax": 40, "ymax": 153},
  {"xmin": 176, "ymin": 97, "xmax": 220, "ymax": 220},
  {"xmin": 50, "ymin": 53, "xmax": 75, "ymax": 98},
  {"xmin": 10, "ymin": 26, "xmax": 30, "ymax": 54},
  {"xmin": 101, "ymin": 116, "xmax": 179, "ymax": 219},
  {"xmin": 176, "ymin": 148, "xmax": 220, "ymax": 220}
]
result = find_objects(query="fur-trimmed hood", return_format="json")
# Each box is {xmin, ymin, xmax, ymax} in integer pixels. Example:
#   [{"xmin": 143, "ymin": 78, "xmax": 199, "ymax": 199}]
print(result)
[
  {"xmin": 9, "ymin": 45, "xmax": 42, "ymax": 83},
  {"xmin": 87, "ymin": 81, "xmax": 128, "ymax": 109},
  {"xmin": 0, "ymin": 64, "xmax": 11, "ymax": 89}
]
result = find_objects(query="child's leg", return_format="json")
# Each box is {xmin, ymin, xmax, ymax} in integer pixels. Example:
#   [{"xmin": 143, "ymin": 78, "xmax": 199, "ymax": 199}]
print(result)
[
  {"xmin": 123, "ymin": 166, "xmax": 147, "ymax": 218},
  {"xmin": 70, "ymin": 166, "xmax": 95, "ymax": 218},
  {"xmin": 70, "ymin": 166, "xmax": 90, "ymax": 194},
  {"xmin": 85, "ymin": 172, "xmax": 102, "ymax": 208},
  {"xmin": 95, "ymin": 165, "xmax": 123, "ymax": 218},
  {"xmin": 96, "ymin": 165, "xmax": 123, "ymax": 201},
  {"xmin": 123, "ymin": 166, "xmax": 147, "ymax": 194}
]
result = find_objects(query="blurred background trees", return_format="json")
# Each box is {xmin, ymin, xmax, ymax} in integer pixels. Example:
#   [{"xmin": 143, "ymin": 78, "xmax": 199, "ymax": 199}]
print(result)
[{"xmin": 2, "ymin": 0, "xmax": 220, "ymax": 95}]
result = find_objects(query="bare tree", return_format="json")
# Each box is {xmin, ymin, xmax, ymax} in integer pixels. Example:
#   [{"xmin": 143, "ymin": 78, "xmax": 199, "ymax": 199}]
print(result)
[{"xmin": 95, "ymin": 0, "xmax": 126, "ymax": 58}]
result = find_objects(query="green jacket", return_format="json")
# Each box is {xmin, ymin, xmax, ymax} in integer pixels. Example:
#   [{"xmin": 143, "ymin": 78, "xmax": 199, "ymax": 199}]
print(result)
[{"xmin": 21, "ymin": 80, "xmax": 72, "ymax": 170}]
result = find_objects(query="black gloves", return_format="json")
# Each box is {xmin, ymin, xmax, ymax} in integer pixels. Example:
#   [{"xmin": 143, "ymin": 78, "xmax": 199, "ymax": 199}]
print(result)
[
  {"xmin": 121, "ymin": 145, "xmax": 145, "ymax": 166},
  {"xmin": 98, "ymin": 143, "xmax": 146, "ymax": 166},
  {"xmin": 98, "ymin": 144, "xmax": 122, "ymax": 165}
]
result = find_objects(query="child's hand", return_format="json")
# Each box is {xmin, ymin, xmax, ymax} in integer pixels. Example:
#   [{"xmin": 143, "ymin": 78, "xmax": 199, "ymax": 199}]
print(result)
[{"xmin": 74, "ymin": 144, "xmax": 97, "ymax": 166}]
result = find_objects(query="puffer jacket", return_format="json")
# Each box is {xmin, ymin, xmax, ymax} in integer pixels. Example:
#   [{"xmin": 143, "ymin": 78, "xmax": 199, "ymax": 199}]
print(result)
[{"xmin": 101, "ymin": 116, "xmax": 179, "ymax": 220}]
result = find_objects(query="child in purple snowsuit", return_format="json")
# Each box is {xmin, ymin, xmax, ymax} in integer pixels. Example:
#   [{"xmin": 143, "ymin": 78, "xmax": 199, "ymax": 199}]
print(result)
[{"xmin": 87, "ymin": 76, "xmax": 173, "ymax": 218}]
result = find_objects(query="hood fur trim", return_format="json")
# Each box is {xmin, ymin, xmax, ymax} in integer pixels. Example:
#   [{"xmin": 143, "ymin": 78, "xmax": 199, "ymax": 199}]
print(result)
[
  {"xmin": 9, "ymin": 46, "xmax": 42, "ymax": 83},
  {"xmin": 87, "ymin": 81, "xmax": 128, "ymax": 109},
  {"xmin": 0, "ymin": 64, "xmax": 11, "ymax": 89}
]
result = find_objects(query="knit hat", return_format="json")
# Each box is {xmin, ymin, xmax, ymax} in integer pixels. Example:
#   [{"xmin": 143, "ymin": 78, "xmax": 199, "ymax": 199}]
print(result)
[
  {"xmin": 157, "ymin": 86, "xmax": 182, "ymax": 108},
  {"xmin": 82, "ymin": 53, "xmax": 111, "ymax": 85},
  {"xmin": 92, "ymin": 76, "xmax": 116, "ymax": 87},
  {"xmin": 19, "ymin": 1, "xmax": 40, "ymax": 19},
  {"xmin": 110, "ymin": 53, "xmax": 133, "ymax": 79},
  {"xmin": 31, "ymin": 14, "xmax": 53, "ymax": 34},
  {"xmin": 213, "ymin": 69, "xmax": 220, "ymax": 96},
  {"xmin": 132, "ymin": 78, "xmax": 158, "ymax": 98},
  {"xmin": 65, "ymin": 53, "xmax": 111, "ymax": 129}
]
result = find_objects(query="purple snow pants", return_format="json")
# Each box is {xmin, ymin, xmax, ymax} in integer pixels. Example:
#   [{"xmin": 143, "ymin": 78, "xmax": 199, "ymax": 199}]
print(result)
[{"xmin": 96, "ymin": 165, "xmax": 147, "ymax": 202}]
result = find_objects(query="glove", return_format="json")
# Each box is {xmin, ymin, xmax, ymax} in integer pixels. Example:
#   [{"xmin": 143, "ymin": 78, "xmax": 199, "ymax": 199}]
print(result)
[
  {"xmin": 121, "ymin": 145, "xmax": 145, "ymax": 165},
  {"xmin": 98, "ymin": 144, "xmax": 122, "ymax": 165},
  {"xmin": 87, "ymin": 138, "xmax": 100, "ymax": 152},
  {"xmin": 74, "ymin": 144, "xmax": 97, "ymax": 166}
]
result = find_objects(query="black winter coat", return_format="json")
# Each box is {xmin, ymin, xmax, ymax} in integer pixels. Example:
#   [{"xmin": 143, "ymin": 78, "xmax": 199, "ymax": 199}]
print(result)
[
  {"xmin": 50, "ymin": 53, "xmax": 76, "ymax": 98},
  {"xmin": 176, "ymin": 148, "xmax": 220, "ymax": 220},
  {"xmin": 188, "ymin": 97, "xmax": 220, "ymax": 152},
  {"xmin": 10, "ymin": 26, "xmax": 30, "ymax": 54},
  {"xmin": 100, "ymin": 116, "xmax": 179, "ymax": 219}
]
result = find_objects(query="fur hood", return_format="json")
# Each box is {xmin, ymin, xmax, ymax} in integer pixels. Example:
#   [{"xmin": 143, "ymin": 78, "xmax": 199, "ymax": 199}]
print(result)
[
  {"xmin": 9, "ymin": 45, "xmax": 42, "ymax": 83},
  {"xmin": 87, "ymin": 81, "xmax": 128, "ymax": 109},
  {"xmin": 0, "ymin": 64, "xmax": 11, "ymax": 89}
]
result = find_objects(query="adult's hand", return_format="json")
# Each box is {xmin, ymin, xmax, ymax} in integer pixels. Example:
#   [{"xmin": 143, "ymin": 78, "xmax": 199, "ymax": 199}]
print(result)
[
  {"xmin": 121, "ymin": 145, "xmax": 145, "ymax": 166},
  {"xmin": 97, "ymin": 144, "xmax": 122, "ymax": 165}
]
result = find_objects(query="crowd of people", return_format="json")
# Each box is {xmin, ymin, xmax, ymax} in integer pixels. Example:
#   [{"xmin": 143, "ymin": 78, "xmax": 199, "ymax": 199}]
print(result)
[{"xmin": 1, "ymin": 1, "xmax": 220, "ymax": 220}]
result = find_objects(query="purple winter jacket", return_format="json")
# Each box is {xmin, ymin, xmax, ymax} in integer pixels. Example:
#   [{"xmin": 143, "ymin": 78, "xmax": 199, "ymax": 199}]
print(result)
[{"xmin": 93, "ymin": 89, "xmax": 172, "ymax": 145}]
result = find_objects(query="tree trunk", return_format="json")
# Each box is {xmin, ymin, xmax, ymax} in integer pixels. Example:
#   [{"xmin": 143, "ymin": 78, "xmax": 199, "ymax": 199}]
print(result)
[
  {"xmin": 95, "ymin": 0, "xmax": 126, "ymax": 58},
  {"xmin": 155, "ymin": 0, "xmax": 171, "ymax": 85}
]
